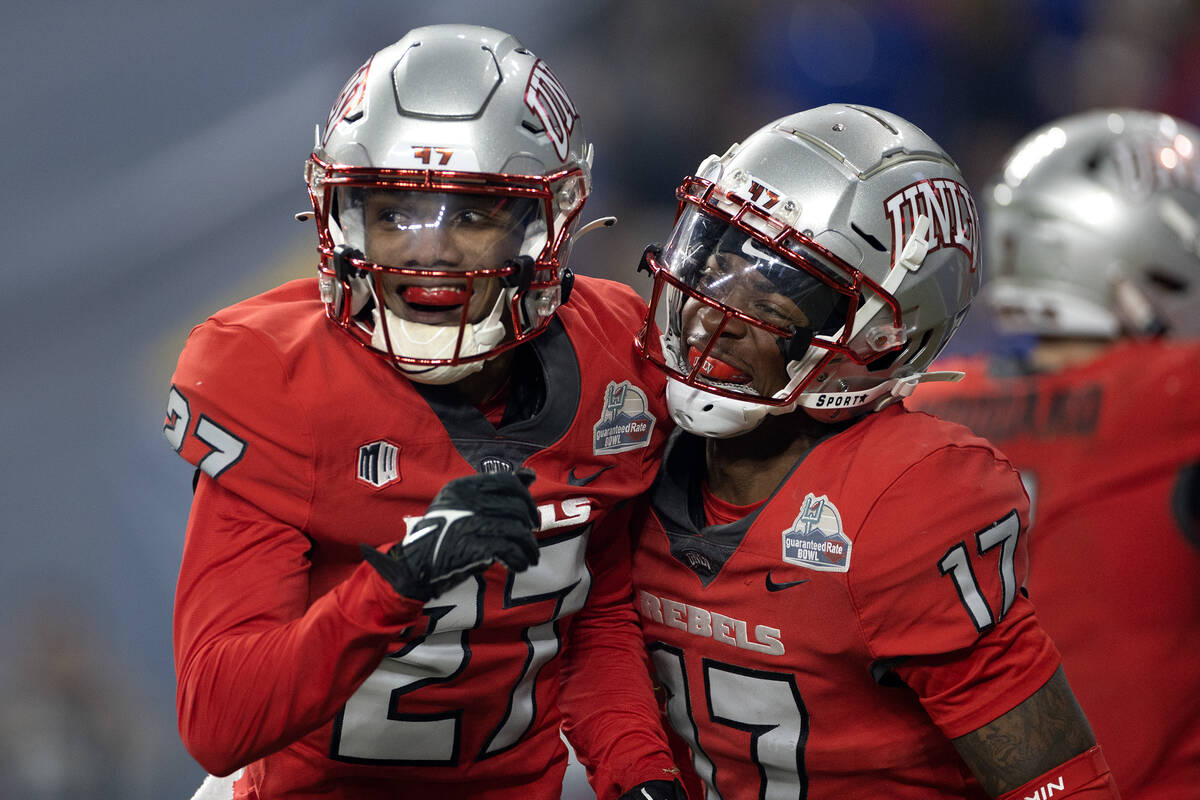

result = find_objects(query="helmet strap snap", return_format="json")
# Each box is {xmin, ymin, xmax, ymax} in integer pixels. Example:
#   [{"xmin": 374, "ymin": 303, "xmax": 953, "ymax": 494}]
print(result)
[
  {"xmin": 637, "ymin": 244, "xmax": 663, "ymax": 277},
  {"xmin": 560, "ymin": 267, "xmax": 575, "ymax": 305},
  {"xmin": 332, "ymin": 244, "xmax": 365, "ymax": 282},
  {"xmin": 500, "ymin": 255, "xmax": 535, "ymax": 294}
]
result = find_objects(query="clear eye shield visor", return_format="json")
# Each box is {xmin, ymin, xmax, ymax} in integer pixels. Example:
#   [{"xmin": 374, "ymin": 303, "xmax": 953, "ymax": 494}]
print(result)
[
  {"xmin": 306, "ymin": 157, "xmax": 588, "ymax": 368},
  {"xmin": 641, "ymin": 205, "xmax": 854, "ymax": 403}
]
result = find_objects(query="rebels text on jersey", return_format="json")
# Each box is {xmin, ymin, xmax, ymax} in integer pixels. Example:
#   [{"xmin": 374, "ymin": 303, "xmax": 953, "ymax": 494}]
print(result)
[
  {"xmin": 166, "ymin": 277, "xmax": 673, "ymax": 800},
  {"xmin": 631, "ymin": 406, "xmax": 1062, "ymax": 800}
]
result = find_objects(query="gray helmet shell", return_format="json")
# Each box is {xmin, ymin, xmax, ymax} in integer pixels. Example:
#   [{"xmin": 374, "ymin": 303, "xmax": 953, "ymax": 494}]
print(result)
[
  {"xmin": 315, "ymin": 24, "xmax": 589, "ymax": 178},
  {"xmin": 985, "ymin": 109, "xmax": 1200, "ymax": 339},
  {"xmin": 641, "ymin": 104, "xmax": 980, "ymax": 431}
]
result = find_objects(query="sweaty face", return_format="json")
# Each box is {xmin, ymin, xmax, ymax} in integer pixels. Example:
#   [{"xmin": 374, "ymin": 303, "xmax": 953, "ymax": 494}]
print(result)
[
  {"xmin": 681, "ymin": 251, "xmax": 813, "ymax": 397},
  {"xmin": 361, "ymin": 190, "xmax": 536, "ymax": 325}
]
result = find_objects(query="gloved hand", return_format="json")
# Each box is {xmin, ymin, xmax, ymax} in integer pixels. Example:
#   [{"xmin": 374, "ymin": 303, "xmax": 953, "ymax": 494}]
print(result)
[
  {"xmin": 619, "ymin": 779, "xmax": 688, "ymax": 800},
  {"xmin": 361, "ymin": 468, "xmax": 540, "ymax": 600}
]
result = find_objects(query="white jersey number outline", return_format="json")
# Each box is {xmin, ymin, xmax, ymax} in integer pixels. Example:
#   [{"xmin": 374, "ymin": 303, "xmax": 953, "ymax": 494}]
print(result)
[
  {"xmin": 937, "ymin": 509, "xmax": 1022, "ymax": 632},
  {"xmin": 651, "ymin": 643, "xmax": 809, "ymax": 800},
  {"xmin": 163, "ymin": 386, "xmax": 247, "ymax": 478},
  {"xmin": 331, "ymin": 527, "xmax": 591, "ymax": 764}
]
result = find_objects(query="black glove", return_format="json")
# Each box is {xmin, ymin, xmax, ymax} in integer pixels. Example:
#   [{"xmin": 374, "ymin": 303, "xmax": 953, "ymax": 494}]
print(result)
[
  {"xmin": 619, "ymin": 779, "xmax": 687, "ymax": 800},
  {"xmin": 361, "ymin": 468, "xmax": 540, "ymax": 600}
]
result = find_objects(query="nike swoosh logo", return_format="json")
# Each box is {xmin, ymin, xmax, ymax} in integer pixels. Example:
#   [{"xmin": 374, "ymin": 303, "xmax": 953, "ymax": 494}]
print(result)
[
  {"xmin": 567, "ymin": 464, "xmax": 614, "ymax": 487},
  {"xmin": 765, "ymin": 570, "xmax": 810, "ymax": 592}
]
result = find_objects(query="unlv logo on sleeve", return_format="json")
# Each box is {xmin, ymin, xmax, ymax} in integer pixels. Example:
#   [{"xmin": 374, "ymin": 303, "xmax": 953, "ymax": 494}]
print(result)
[{"xmin": 524, "ymin": 60, "xmax": 578, "ymax": 161}]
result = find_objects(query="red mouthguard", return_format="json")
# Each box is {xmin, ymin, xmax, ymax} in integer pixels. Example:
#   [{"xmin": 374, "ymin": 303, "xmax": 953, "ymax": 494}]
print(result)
[
  {"xmin": 688, "ymin": 347, "xmax": 751, "ymax": 384},
  {"xmin": 401, "ymin": 286, "xmax": 469, "ymax": 306}
]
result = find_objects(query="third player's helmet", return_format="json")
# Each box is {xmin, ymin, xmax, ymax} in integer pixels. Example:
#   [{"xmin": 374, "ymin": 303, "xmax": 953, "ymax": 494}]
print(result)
[
  {"xmin": 985, "ymin": 108, "xmax": 1200, "ymax": 340},
  {"xmin": 636, "ymin": 104, "xmax": 980, "ymax": 435},
  {"xmin": 305, "ymin": 25, "xmax": 591, "ymax": 384}
]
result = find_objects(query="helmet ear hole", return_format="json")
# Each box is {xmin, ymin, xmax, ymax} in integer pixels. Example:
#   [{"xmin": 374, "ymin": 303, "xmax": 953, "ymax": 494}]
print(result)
[
  {"xmin": 901, "ymin": 328, "xmax": 937, "ymax": 367},
  {"xmin": 865, "ymin": 346, "xmax": 904, "ymax": 373},
  {"xmin": 1145, "ymin": 267, "xmax": 1189, "ymax": 294},
  {"xmin": 867, "ymin": 328, "xmax": 930, "ymax": 373}
]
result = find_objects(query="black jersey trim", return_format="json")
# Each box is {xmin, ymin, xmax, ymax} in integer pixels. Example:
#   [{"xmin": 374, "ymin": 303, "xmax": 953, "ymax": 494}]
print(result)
[
  {"xmin": 650, "ymin": 428, "xmax": 836, "ymax": 585},
  {"xmin": 412, "ymin": 319, "xmax": 581, "ymax": 473},
  {"xmin": 1173, "ymin": 460, "xmax": 1200, "ymax": 552}
]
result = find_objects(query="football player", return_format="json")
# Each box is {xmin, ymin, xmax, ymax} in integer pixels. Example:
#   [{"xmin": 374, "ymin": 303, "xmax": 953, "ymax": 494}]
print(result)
[
  {"xmin": 627, "ymin": 105, "xmax": 1120, "ymax": 798},
  {"xmin": 164, "ymin": 25, "xmax": 684, "ymax": 800},
  {"xmin": 911, "ymin": 109, "xmax": 1200, "ymax": 798}
]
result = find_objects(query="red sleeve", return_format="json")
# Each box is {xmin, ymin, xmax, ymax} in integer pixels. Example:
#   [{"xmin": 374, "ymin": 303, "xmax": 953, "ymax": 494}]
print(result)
[
  {"xmin": 851, "ymin": 444, "xmax": 1061, "ymax": 738},
  {"xmin": 173, "ymin": 475, "xmax": 426, "ymax": 776},
  {"xmin": 165, "ymin": 318, "xmax": 316, "ymax": 529},
  {"xmin": 559, "ymin": 501, "xmax": 681, "ymax": 799}
]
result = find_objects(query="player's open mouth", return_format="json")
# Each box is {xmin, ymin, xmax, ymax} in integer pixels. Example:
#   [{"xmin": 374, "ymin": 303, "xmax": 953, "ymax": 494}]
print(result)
[
  {"xmin": 400, "ymin": 285, "xmax": 470, "ymax": 313},
  {"xmin": 379, "ymin": 282, "xmax": 482, "ymax": 325},
  {"xmin": 688, "ymin": 346, "xmax": 752, "ymax": 385}
]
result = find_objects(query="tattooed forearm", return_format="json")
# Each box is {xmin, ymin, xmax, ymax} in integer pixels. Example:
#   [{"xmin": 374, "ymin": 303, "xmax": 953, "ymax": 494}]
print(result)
[{"xmin": 950, "ymin": 667, "xmax": 1096, "ymax": 797}]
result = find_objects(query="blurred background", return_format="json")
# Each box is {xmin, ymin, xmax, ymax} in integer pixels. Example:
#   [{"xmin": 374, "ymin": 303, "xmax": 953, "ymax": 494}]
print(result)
[{"xmin": 3, "ymin": 0, "xmax": 1198, "ymax": 796}]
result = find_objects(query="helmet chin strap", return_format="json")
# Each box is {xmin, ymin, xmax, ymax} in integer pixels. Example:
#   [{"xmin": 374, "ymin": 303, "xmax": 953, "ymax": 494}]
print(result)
[
  {"xmin": 663, "ymin": 344, "xmax": 825, "ymax": 438},
  {"xmin": 576, "ymin": 216, "xmax": 617, "ymax": 238},
  {"xmin": 794, "ymin": 214, "xmax": 934, "ymax": 420},
  {"xmin": 848, "ymin": 214, "xmax": 930, "ymax": 342},
  {"xmin": 369, "ymin": 289, "xmax": 512, "ymax": 385},
  {"xmin": 796, "ymin": 370, "xmax": 965, "ymax": 414},
  {"xmin": 665, "ymin": 379, "xmax": 775, "ymax": 439}
]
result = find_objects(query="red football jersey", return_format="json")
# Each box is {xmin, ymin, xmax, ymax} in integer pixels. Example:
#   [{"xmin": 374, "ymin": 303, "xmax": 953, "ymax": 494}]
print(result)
[
  {"xmin": 631, "ymin": 406, "xmax": 1062, "ymax": 799},
  {"xmin": 166, "ymin": 277, "xmax": 676, "ymax": 799},
  {"xmin": 912, "ymin": 340, "xmax": 1200, "ymax": 799}
]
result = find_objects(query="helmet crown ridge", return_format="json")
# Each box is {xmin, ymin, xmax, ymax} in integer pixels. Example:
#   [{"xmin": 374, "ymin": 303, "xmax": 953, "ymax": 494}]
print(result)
[
  {"xmin": 317, "ymin": 25, "xmax": 586, "ymax": 177},
  {"xmin": 391, "ymin": 35, "xmax": 502, "ymax": 119}
]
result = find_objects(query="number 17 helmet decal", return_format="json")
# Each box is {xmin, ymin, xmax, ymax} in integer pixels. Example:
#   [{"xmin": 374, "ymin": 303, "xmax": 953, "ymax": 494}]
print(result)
[
  {"xmin": 305, "ymin": 25, "xmax": 592, "ymax": 384},
  {"xmin": 636, "ymin": 104, "xmax": 981, "ymax": 435}
]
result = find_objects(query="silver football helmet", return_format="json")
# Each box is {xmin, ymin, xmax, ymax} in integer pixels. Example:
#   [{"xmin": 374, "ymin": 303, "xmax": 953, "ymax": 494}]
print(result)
[
  {"xmin": 985, "ymin": 109, "xmax": 1200, "ymax": 340},
  {"xmin": 636, "ymin": 104, "xmax": 980, "ymax": 435},
  {"xmin": 305, "ymin": 25, "xmax": 592, "ymax": 384}
]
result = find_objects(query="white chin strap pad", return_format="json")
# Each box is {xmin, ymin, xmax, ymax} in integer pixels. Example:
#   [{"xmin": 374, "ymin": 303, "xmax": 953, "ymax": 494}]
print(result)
[
  {"xmin": 368, "ymin": 292, "xmax": 510, "ymax": 385},
  {"xmin": 665, "ymin": 379, "xmax": 778, "ymax": 438}
]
